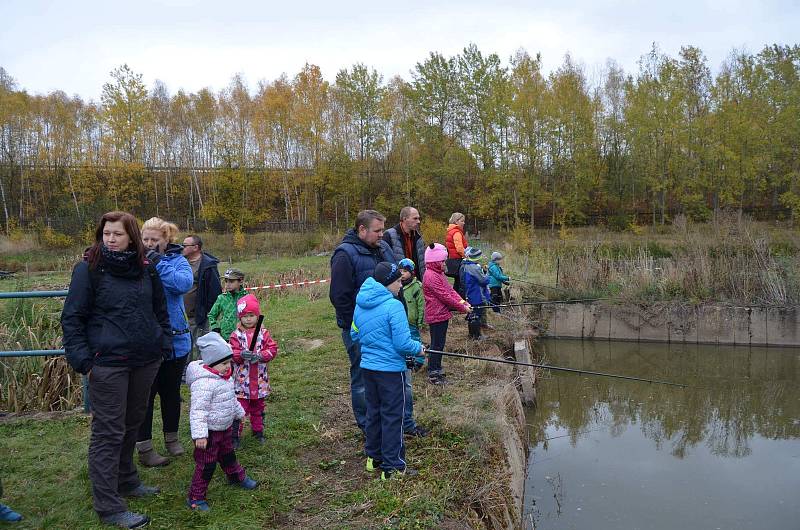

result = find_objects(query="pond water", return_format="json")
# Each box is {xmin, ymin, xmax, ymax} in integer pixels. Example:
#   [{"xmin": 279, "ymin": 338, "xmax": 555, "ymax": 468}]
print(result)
[{"xmin": 525, "ymin": 339, "xmax": 800, "ymax": 530}]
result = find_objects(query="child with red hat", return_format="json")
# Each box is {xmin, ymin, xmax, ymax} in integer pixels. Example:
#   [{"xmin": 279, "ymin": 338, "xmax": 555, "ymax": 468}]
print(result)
[{"xmin": 229, "ymin": 293, "xmax": 278, "ymax": 447}]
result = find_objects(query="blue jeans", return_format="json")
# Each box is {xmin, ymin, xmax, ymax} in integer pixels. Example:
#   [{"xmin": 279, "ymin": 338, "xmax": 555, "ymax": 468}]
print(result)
[
  {"xmin": 403, "ymin": 368, "xmax": 416, "ymax": 431},
  {"xmin": 342, "ymin": 328, "xmax": 366, "ymax": 431},
  {"xmin": 403, "ymin": 326, "xmax": 421, "ymax": 431},
  {"xmin": 363, "ymin": 368, "xmax": 406, "ymax": 471}
]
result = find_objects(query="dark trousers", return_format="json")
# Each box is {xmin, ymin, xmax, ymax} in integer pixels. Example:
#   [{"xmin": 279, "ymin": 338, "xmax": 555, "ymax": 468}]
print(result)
[
  {"xmin": 427, "ymin": 320, "xmax": 449, "ymax": 375},
  {"xmin": 341, "ymin": 328, "xmax": 367, "ymax": 431},
  {"xmin": 138, "ymin": 355, "xmax": 188, "ymax": 441},
  {"xmin": 490, "ymin": 286, "xmax": 504, "ymax": 305},
  {"xmin": 468, "ymin": 308, "xmax": 484, "ymax": 339},
  {"xmin": 363, "ymin": 369, "xmax": 406, "ymax": 471},
  {"xmin": 188, "ymin": 428, "xmax": 246, "ymax": 501},
  {"xmin": 88, "ymin": 360, "xmax": 161, "ymax": 517}
]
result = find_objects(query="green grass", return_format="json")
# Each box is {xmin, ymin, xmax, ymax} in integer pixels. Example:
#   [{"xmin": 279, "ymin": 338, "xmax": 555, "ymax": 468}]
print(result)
[
  {"xmin": 0, "ymin": 254, "xmax": 515, "ymax": 529},
  {"xmin": 0, "ymin": 288, "xmax": 343, "ymax": 529}
]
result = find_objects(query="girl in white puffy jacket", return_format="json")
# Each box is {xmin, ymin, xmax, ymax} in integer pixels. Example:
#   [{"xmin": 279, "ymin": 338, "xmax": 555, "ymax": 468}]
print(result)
[{"xmin": 185, "ymin": 332, "xmax": 258, "ymax": 511}]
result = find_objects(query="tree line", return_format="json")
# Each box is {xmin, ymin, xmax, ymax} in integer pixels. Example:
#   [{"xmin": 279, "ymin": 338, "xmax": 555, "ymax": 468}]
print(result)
[{"xmin": 0, "ymin": 42, "xmax": 798, "ymax": 236}]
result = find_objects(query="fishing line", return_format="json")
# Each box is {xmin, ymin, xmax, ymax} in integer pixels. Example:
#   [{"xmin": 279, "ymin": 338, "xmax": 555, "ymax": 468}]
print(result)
[{"xmin": 424, "ymin": 349, "xmax": 687, "ymax": 387}]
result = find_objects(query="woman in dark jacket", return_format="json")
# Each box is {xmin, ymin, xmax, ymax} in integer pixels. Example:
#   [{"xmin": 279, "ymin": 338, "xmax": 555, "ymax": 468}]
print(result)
[{"xmin": 61, "ymin": 211, "xmax": 172, "ymax": 529}]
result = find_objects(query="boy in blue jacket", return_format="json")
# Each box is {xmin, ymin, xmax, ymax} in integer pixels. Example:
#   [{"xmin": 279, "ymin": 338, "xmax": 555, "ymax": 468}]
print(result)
[
  {"xmin": 460, "ymin": 247, "xmax": 492, "ymax": 340},
  {"xmin": 351, "ymin": 262, "xmax": 424, "ymax": 479}
]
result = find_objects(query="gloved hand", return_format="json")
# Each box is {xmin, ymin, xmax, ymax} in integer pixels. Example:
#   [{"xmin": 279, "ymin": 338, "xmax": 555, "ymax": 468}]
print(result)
[
  {"xmin": 405, "ymin": 354, "xmax": 415, "ymax": 369},
  {"xmin": 413, "ymin": 345, "xmax": 425, "ymax": 372},
  {"xmin": 241, "ymin": 350, "xmax": 258, "ymax": 362},
  {"xmin": 491, "ymin": 303, "xmax": 501, "ymax": 313},
  {"xmin": 146, "ymin": 249, "xmax": 163, "ymax": 265},
  {"xmin": 503, "ymin": 280, "xmax": 510, "ymax": 285}
]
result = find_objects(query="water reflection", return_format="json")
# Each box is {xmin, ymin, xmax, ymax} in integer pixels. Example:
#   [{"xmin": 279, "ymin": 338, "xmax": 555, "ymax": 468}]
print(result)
[{"xmin": 525, "ymin": 340, "xmax": 800, "ymax": 530}]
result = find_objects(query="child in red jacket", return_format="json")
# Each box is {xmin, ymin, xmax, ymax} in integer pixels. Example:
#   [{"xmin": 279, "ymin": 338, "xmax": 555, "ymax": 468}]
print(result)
[{"xmin": 229, "ymin": 294, "xmax": 278, "ymax": 447}]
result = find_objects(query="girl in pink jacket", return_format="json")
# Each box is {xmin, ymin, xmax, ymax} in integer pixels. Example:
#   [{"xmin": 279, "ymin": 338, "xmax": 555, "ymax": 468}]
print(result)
[
  {"xmin": 422, "ymin": 243, "xmax": 470, "ymax": 385},
  {"xmin": 229, "ymin": 294, "xmax": 278, "ymax": 447}
]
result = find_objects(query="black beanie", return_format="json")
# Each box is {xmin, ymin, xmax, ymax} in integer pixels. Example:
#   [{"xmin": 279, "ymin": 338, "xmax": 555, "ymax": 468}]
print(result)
[{"xmin": 373, "ymin": 262, "xmax": 402, "ymax": 286}]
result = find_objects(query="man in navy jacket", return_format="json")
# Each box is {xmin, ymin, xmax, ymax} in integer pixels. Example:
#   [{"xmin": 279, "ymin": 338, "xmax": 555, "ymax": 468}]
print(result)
[
  {"xmin": 182, "ymin": 235, "xmax": 222, "ymax": 345},
  {"xmin": 329, "ymin": 210, "xmax": 395, "ymax": 433}
]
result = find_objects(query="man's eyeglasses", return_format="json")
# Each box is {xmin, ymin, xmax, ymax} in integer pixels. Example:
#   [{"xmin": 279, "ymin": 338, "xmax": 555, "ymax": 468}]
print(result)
[{"xmin": 183, "ymin": 243, "xmax": 198, "ymax": 247}]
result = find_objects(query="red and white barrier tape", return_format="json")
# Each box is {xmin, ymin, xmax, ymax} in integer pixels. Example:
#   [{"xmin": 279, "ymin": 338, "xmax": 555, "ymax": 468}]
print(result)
[{"xmin": 246, "ymin": 278, "xmax": 329, "ymax": 291}]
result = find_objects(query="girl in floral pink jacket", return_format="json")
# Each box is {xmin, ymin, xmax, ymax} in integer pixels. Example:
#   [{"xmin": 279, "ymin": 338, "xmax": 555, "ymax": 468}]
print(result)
[
  {"xmin": 422, "ymin": 243, "xmax": 470, "ymax": 385},
  {"xmin": 229, "ymin": 294, "xmax": 278, "ymax": 446}
]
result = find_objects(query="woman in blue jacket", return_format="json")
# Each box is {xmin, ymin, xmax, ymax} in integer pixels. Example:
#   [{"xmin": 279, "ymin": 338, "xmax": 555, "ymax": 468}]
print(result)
[
  {"xmin": 351, "ymin": 262, "xmax": 423, "ymax": 479},
  {"xmin": 137, "ymin": 217, "xmax": 194, "ymax": 466}
]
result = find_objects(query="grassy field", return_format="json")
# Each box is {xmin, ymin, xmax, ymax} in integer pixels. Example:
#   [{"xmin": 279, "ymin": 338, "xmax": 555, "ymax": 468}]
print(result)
[
  {"xmin": 0, "ymin": 254, "xmax": 527, "ymax": 529},
  {"xmin": 2, "ymin": 216, "xmax": 799, "ymax": 528}
]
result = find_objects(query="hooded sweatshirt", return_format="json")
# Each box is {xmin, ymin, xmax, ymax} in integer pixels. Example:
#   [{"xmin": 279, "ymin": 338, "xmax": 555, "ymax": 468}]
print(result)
[
  {"xmin": 156, "ymin": 243, "xmax": 194, "ymax": 358},
  {"xmin": 350, "ymin": 277, "xmax": 421, "ymax": 372}
]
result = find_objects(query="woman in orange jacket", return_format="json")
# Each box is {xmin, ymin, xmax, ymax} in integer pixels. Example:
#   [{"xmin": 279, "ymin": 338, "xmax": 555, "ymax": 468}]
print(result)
[{"xmin": 445, "ymin": 212, "xmax": 468, "ymax": 295}]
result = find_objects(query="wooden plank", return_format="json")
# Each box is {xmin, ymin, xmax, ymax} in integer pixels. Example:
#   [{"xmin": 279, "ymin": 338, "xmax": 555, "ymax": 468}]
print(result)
[{"xmin": 514, "ymin": 339, "xmax": 536, "ymax": 406}]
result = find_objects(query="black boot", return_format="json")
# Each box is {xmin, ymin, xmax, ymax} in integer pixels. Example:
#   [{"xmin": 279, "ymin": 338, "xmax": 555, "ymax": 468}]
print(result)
[{"xmin": 468, "ymin": 321, "xmax": 482, "ymax": 340}]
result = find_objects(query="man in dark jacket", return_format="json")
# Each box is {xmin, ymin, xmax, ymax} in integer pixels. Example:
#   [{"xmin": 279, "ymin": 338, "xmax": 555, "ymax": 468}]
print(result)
[
  {"xmin": 182, "ymin": 235, "xmax": 222, "ymax": 351},
  {"xmin": 383, "ymin": 206, "xmax": 425, "ymax": 280},
  {"xmin": 329, "ymin": 210, "xmax": 395, "ymax": 433}
]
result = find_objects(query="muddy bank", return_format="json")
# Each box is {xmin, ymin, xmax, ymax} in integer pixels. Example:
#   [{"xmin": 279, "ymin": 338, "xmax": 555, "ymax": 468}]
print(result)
[
  {"xmin": 536, "ymin": 301, "xmax": 800, "ymax": 346},
  {"xmin": 429, "ymin": 328, "xmax": 532, "ymax": 529}
]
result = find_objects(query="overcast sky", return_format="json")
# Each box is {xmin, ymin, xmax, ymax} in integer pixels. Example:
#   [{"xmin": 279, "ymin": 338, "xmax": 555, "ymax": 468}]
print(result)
[{"xmin": 1, "ymin": 0, "xmax": 797, "ymax": 101}]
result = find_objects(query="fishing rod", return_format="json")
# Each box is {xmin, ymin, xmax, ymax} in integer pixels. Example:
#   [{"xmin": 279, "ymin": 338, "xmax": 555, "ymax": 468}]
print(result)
[
  {"xmin": 509, "ymin": 277, "xmax": 569, "ymax": 293},
  {"xmin": 425, "ymin": 349, "xmax": 687, "ymax": 387},
  {"xmin": 470, "ymin": 298, "xmax": 606, "ymax": 310}
]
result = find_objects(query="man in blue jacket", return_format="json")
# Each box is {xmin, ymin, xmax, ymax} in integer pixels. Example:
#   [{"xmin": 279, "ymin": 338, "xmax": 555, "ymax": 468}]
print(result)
[
  {"xmin": 351, "ymin": 262, "xmax": 423, "ymax": 479},
  {"xmin": 329, "ymin": 210, "xmax": 395, "ymax": 433}
]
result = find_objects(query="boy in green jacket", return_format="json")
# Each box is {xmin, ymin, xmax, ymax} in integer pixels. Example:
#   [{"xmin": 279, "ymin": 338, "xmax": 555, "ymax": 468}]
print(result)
[
  {"xmin": 399, "ymin": 258, "xmax": 424, "ymax": 343},
  {"xmin": 207, "ymin": 268, "xmax": 247, "ymax": 339},
  {"xmin": 398, "ymin": 258, "xmax": 428, "ymax": 437}
]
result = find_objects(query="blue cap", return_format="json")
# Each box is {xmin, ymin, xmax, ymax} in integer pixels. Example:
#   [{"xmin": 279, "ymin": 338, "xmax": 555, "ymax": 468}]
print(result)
[{"xmin": 398, "ymin": 258, "xmax": 415, "ymax": 271}]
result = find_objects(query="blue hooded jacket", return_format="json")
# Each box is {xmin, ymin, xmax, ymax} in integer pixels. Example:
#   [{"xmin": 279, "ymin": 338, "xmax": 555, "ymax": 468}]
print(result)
[
  {"xmin": 461, "ymin": 259, "xmax": 491, "ymax": 306},
  {"xmin": 350, "ymin": 277, "xmax": 421, "ymax": 372},
  {"xmin": 157, "ymin": 243, "xmax": 194, "ymax": 358}
]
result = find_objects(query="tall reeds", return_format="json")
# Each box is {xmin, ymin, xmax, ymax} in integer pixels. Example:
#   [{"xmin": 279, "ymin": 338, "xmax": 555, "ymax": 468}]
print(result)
[{"xmin": 0, "ymin": 298, "xmax": 81, "ymax": 412}]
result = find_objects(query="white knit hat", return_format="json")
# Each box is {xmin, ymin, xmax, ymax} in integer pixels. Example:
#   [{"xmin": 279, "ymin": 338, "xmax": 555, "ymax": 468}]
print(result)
[{"xmin": 196, "ymin": 332, "xmax": 233, "ymax": 367}]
